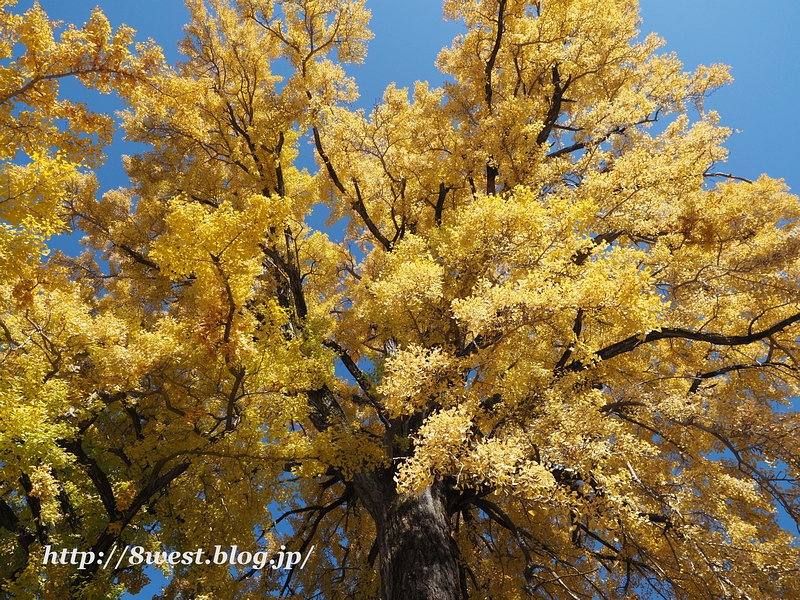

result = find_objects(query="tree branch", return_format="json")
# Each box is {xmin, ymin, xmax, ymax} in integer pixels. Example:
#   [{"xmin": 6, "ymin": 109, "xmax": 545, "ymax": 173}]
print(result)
[
  {"xmin": 434, "ymin": 182, "xmax": 450, "ymax": 226},
  {"xmin": 546, "ymin": 124, "xmax": 625, "ymax": 159},
  {"xmin": 555, "ymin": 308, "xmax": 583, "ymax": 370},
  {"xmin": 59, "ymin": 438, "xmax": 120, "ymax": 522},
  {"xmin": 687, "ymin": 361, "xmax": 792, "ymax": 394},
  {"xmin": 115, "ymin": 244, "xmax": 159, "ymax": 271},
  {"xmin": 0, "ymin": 497, "xmax": 22, "ymax": 534},
  {"xmin": 546, "ymin": 140, "xmax": 587, "ymax": 159},
  {"xmin": 484, "ymin": 0, "xmax": 507, "ymax": 111},
  {"xmin": 0, "ymin": 68, "xmax": 137, "ymax": 105},
  {"xmin": 469, "ymin": 496, "xmax": 551, "ymax": 592},
  {"xmin": 322, "ymin": 339, "xmax": 388, "ymax": 424},
  {"xmin": 572, "ymin": 231, "xmax": 622, "ymax": 266},
  {"xmin": 19, "ymin": 474, "xmax": 48, "ymax": 545},
  {"xmin": 225, "ymin": 365, "xmax": 245, "ymax": 432},
  {"xmin": 279, "ymin": 485, "xmax": 353, "ymax": 595},
  {"xmin": 352, "ymin": 179, "xmax": 393, "ymax": 251},
  {"xmin": 703, "ymin": 171, "xmax": 753, "ymax": 184},
  {"xmin": 73, "ymin": 460, "xmax": 190, "ymax": 586},
  {"xmin": 562, "ymin": 311, "xmax": 800, "ymax": 373},
  {"xmin": 261, "ymin": 243, "xmax": 309, "ymax": 321},
  {"xmin": 536, "ymin": 64, "xmax": 573, "ymax": 147},
  {"xmin": 313, "ymin": 126, "xmax": 347, "ymax": 195},
  {"xmin": 306, "ymin": 385, "xmax": 347, "ymax": 432}
]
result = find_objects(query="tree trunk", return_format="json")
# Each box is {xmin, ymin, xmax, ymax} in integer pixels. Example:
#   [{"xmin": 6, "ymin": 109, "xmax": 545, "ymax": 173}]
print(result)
[{"xmin": 354, "ymin": 475, "xmax": 461, "ymax": 600}]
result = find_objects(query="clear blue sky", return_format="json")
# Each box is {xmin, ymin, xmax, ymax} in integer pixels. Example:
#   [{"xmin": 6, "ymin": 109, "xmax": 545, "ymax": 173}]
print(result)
[
  {"xmin": 16, "ymin": 0, "xmax": 800, "ymax": 195},
  {"xmin": 11, "ymin": 1, "xmax": 800, "ymax": 597}
]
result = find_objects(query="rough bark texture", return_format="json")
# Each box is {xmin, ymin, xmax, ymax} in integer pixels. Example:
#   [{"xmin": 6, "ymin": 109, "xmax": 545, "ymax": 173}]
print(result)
[{"xmin": 354, "ymin": 474, "xmax": 461, "ymax": 600}]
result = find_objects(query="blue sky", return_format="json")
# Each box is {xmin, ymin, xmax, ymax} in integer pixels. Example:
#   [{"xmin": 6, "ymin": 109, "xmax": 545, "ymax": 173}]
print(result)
[
  {"xmin": 10, "ymin": 0, "xmax": 800, "ymax": 597},
  {"xmin": 16, "ymin": 0, "xmax": 800, "ymax": 196}
]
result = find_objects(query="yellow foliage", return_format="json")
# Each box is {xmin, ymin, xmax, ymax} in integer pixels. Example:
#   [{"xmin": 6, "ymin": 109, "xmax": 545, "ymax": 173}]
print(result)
[{"xmin": 2, "ymin": 0, "xmax": 800, "ymax": 598}]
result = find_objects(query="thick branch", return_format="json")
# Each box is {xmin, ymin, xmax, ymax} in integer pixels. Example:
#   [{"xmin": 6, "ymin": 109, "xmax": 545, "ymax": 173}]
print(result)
[
  {"xmin": 0, "ymin": 497, "xmax": 21, "ymax": 534},
  {"xmin": 59, "ymin": 438, "xmax": 120, "ymax": 521},
  {"xmin": 275, "ymin": 131, "xmax": 286, "ymax": 196},
  {"xmin": 555, "ymin": 308, "xmax": 583, "ymax": 370},
  {"xmin": 306, "ymin": 385, "xmax": 347, "ymax": 432},
  {"xmin": 74, "ymin": 460, "xmax": 190, "ymax": 584},
  {"xmin": 536, "ymin": 65, "xmax": 573, "ymax": 147},
  {"xmin": 434, "ymin": 183, "xmax": 450, "ymax": 226},
  {"xmin": 322, "ymin": 340, "xmax": 381, "ymax": 407},
  {"xmin": 19, "ymin": 474, "xmax": 47, "ymax": 545},
  {"xmin": 455, "ymin": 330, "xmax": 504, "ymax": 358},
  {"xmin": 562, "ymin": 312, "xmax": 800, "ymax": 373},
  {"xmin": 284, "ymin": 227, "xmax": 310, "ymax": 319},
  {"xmin": 546, "ymin": 124, "xmax": 624, "ymax": 159},
  {"xmin": 210, "ymin": 253, "xmax": 237, "ymax": 345},
  {"xmin": 261, "ymin": 243, "xmax": 309, "ymax": 320},
  {"xmin": 115, "ymin": 244, "xmax": 159, "ymax": 271},
  {"xmin": 486, "ymin": 161, "xmax": 498, "ymax": 196},
  {"xmin": 225, "ymin": 100, "xmax": 265, "ymax": 181},
  {"xmin": 0, "ymin": 497, "xmax": 35, "ymax": 582},
  {"xmin": 352, "ymin": 179, "xmax": 392, "ymax": 251},
  {"xmin": 124, "ymin": 460, "xmax": 190, "ymax": 525},
  {"xmin": 484, "ymin": 0, "xmax": 507, "ymax": 110},
  {"xmin": 688, "ymin": 362, "xmax": 792, "ymax": 394},
  {"xmin": 546, "ymin": 140, "xmax": 587, "ymax": 159},
  {"xmin": 572, "ymin": 231, "xmax": 622, "ymax": 266},
  {"xmin": 312, "ymin": 126, "xmax": 347, "ymax": 195},
  {"xmin": 482, "ymin": 0, "xmax": 507, "ymax": 196},
  {"xmin": 225, "ymin": 365, "xmax": 245, "ymax": 432}
]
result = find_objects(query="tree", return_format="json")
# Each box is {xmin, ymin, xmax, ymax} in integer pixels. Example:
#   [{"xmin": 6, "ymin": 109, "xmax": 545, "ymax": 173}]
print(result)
[
  {"xmin": 2, "ymin": 0, "xmax": 800, "ymax": 597},
  {"xmin": 0, "ymin": 1, "xmax": 166, "ymax": 596}
]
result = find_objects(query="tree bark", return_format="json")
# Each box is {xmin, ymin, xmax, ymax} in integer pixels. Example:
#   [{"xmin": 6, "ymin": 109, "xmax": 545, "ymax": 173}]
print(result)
[{"xmin": 354, "ymin": 474, "xmax": 461, "ymax": 600}]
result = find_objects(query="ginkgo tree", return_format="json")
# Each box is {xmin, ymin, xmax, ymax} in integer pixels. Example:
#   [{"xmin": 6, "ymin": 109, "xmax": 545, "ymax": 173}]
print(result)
[
  {"xmin": 0, "ymin": 1, "xmax": 167, "ymax": 596},
  {"xmin": 2, "ymin": 0, "xmax": 800, "ymax": 598}
]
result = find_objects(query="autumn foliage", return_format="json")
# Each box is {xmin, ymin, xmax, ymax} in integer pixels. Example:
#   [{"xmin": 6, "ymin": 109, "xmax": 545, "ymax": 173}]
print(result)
[{"xmin": 2, "ymin": 0, "xmax": 800, "ymax": 598}]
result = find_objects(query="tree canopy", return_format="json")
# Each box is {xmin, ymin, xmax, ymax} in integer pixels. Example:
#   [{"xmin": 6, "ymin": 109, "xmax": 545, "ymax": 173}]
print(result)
[{"xmin": 2, "ymin": 0, "xmax": 800, "ymax": 598}]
